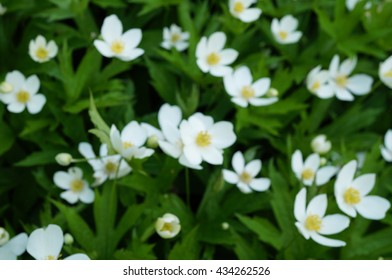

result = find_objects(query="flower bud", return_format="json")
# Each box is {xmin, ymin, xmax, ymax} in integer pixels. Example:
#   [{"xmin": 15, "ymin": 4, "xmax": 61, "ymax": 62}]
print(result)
[
  {"xmin": 0, "ymin": 81, "xmax": 13, "ymax": 93},
  {"xmin": 311, "ymin": 134, "xmax": 331, "ymax": 155},
  {"xmin": 221, "ymin": 222, "xmax": 230, "ymax": 230},
  {"xmin": 55, "ymin": 153, "xmax": 73, "ymax": 166},
  {"xmin": 266, "ymin": 88, "xmax": 279, "ymax": 97},
  {"xmin": 64, "ymin": 233, "xmax": 74, "ymax": 245},
  {"xmin": 155, "ymin": 213, "xmax": 181, "ymax": 239},
  {"xmin": 320, "ymin": 157, "xmax": 327, "ymax": 166},
  {"xmin": 0, "ymin": 227, "xmax": 10, "ymax": 246},
  {"xmin": 146, "ymin": 135, "xmax": 159, "ymax": 149}
]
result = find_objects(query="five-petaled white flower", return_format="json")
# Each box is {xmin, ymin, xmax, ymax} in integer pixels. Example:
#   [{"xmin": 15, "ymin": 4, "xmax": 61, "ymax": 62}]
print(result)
[
  {"xmin": 53, "ymin": 167, "xmax": 94, "ymax": 204},
  {"xmin": 155, "ymin": 213, "xmax": 181, "ymax": 239},
  {"xmin": 223, "ymin": 66, "xmax": 278, "ymax": 108},
  {"xmin": 161, "ymin": 24, "xmax": 189, "ymax": 52},
  {"xmin": 311, "ymin": 134, "xmax": 332, "ymax": 155},
  {"xmin": 196, "ymin": 31, "xmax": 238, "ymax": 77},
  {"xmin": 294, "ymin": 188, "xmax": 350, "ymax": 247},
  {"xmin": 271, "ymin": 15, "xmax": 302, "ymax": 44},
  {"xmin": 334, "ymin": 160, "xmax": 391, "ymax": 220},
  {"xmin": 180, "ymin": 112, "xmax": 237, "ymax": 166},
  {"xmin": 78, "ymin": 142, "xmax": 132, "ymax": 186},
  {"xmin": 379, "ymin": 55, "xmax": 392, "ymax": 89},
  {"xmin": 328, "ymin": 55, "xmax": 373, "ymax": 101},
  {"xmin": 29, "ymin": 35, "xmax": 58, "ymax": 63},
  {"xmin": 0, "ymin": 228, "xmax": 28, "ymax": 260},
  {"xmin": 229, "ymin": 0, "xmax": 261, "ymax": 23},
  {"xmin": 306, "ymin": 65, "xmax": 334, "ymax": 99},
  {"xmin": 222, "ymin": 151, "xmax": 270, "ymax": 193},
  {"xmin": 110, "ymin": 122, "xmax": 155, "ymax": 161},
  {"xmin": 0, "ymin": 70, "xmax": 46, "ymax": 114},
  {"xmin": 94, "ymin": 14, "xmax": 144, "ymax": 61},
  {"xmin": 26, "ymin": 224, "xmax": 89, "ymax": 260},
  {"xmin": 381, "ymin": 129, "xmax": 392, "ymax": 162},
  {"xmin": 291, "ymin": 150, "xmax": 337, "ymax": 186}
]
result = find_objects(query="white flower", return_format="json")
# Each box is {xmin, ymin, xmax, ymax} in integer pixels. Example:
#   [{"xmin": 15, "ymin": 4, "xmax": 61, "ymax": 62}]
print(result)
[
  {"xmin": 346, "ymin": 0, "xmax": 371, "ymax": 10},
  {"xmin": 93, "ymin": 14, "xmax": 144, "ymax": 61},
  {"xmin": 110, "ymin": 122, "xmax": 154, "ymax": 160},
  {"xmin": 196, "ymin": 32, "xmax": 238, "ymax": 77},
  {"xmin": 229, "ymin": 0, "xmax": 261, "ymax": 23},
  {"xmin": 222, "ymin": 151, "xmax": 270, "ymax": 193},
  {"xmin": 155, "ymin": 213, "xmax": 181, "ymax": 239},
  {"xmin": 306, "ymin": 65, "xmax": 334, "ymax": 99},
  {"xmin": 379, "ymin": 55, "xmax": 392, "ymax": 89},
  {"xmin": 0, "ymin": 3, "xmax": 6, "ymax": 15},
  {"xmin": 180, "ymin": 113, "xmax": 237, "ymax": 166},
  {"xmin": 26, "ymin": 224, "xmax": 90, "ymax": 260},
  {"xmin": 223, "ymin": 66, "xmax": 278, "ymax": 108},
  {"xmin": 311, "ymin": 134, "xmax": 331, "ymax": 155},
  {"xmin": 271, "ymin": 15, "xmax": 302, "ymax": 44},
  {"xmin": 0, "ymin": 230, "xmax": 28, "ymax": 260},
  {"xmin": 29, "ymin": 35, "xmax": 58, "ymax": 63},
  {"xmin": 78, "ymin": 142, "xmax": 132, "ymax": 186},
  {"xmin": 63, "ymin": 233, "xmax": 74, "ymax": 245},
  {"xmin": 294, "ymin": 188, "xmax": 350, "ymax": 247},
  {"xmin": 55, "ymin": 153, "xmax": 73, "ymax": 166},
  {"xmin": 161, "ymin": 24, "xmax": 189, "ymax": 51},
  {"xmin": 53, "ymin": 167, "xmax": 94, "ymax": 204},
  {"xmin": 0, "ymin": 70, "xmax": 46, "ymax": 114},
  {"xmin": 334, "ymin": 160, "xmax": 391, "ymax": 220},
  {"xmin": 381, "ymin": 130, "xmax": 392, "ymax": 162},
  {"xmin": 328, "ymin": 55, "xmax": 373, "ymax": 101},
  {"xmin": 291, "ymin": 150, "xmax": 337, "ymax": 186}
]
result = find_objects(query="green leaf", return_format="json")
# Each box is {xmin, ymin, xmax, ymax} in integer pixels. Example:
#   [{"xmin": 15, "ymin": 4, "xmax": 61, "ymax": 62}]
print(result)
[
  {"xmin": 88, "ymin": 94, "xmax": 110, "ymax": 135},
  {"xmin": 0, "ymin": 119, "xmax": 14, "ymax": 156},
  {"xmin": 168, "ymin": 227, "xmax": 200, "ymax": 260},
  {"xmin": 14, "ymin": 150, "xmax": 63, "ymax": 167},
  {"xmin": 114, "ymin": 203, "xmax": 145, "ymax": 246}
]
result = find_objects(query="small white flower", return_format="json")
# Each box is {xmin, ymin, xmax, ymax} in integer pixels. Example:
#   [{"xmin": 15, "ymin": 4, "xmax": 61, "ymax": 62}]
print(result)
[
  {"xmin": 0, "ymin": 3, "xmax": 6, "ymax": 15},
  {"xmin": 26, "ymin": 224, "xmax": 90, "ymax": 260},
  {"xmin": 196, "ymin": 32, "xmax": 238, "ymax": 77},
  {"xmin": 271, "ymin": 15, "xmax": 302, "ymax": 44},
  {"xmin": 0, "ymin": 70, "xmax": 46, "ymax": 114},
  {"xmin": 161, "ymin": 24, "xmax": 189, "ymax": 51},
  {"xmin": 229, "ymin": 0, "xmax": 261, "ymax": 23},
  {"xmin": 0, "ymin": 230, "xmax": 28, "ymax": 260},
  {"xmin": 379, "ymin": 55, "xmax": 392, "ymax": 89},
  {"xmin": 63, "ymin": 233, "xmax": 74, "ymax": 245},
  {"xmin": 306, "ymin": 65, "xmax": 334, "ymax": 99},
  {"xmin": 328, "ymin": 55, "xmax": 373, "ymax": 101},
  {"xmin": 311, "ymin": 135, "xmax": 332, "ymax": 155},
  {"xmin": 346, "ymin": 0, "xmax": 371, "ymax": 10},
  {"xmin": 223, "ymin": 66, "xmax": 278, "ymax": 108},
  {"xmin": 180, "ymin": 112, "xmax": 237, "ymax": 166},
  {"xmin": 29, "ymin": 35, "xmax": 58, "ymax": 63},
  {"xmin": 291, "ymin": 150, "xmax": 337, "ymax": 186},
  {"xmin": 222, "ymin": 151, "xmax": 270, "ymax": 193},
  {"xmin": 381, "ymin": 130, "xmax": 392, "ymax": 162},
  {"xmin": 53, "ymin": 167, "xmax": 94, "ymax": 204},
  {"xmin": 78, "ymin": 142, "xmax": 132, "ymax": 186},
  {"xmin": 294, "ymin": 188, "xmax": 350, "ymax": 247},
  {"xmin": 93, "ymin": 14, "xmax": 144, "ymax": 61},
  {"xmin": 155, "ymin": 213, "xmax": 181, "ymax": 239},
  {"xmin": 110, "ymin": 122, "xmax": 154, "ymax": 160},
  {"xmin": 334, "ymin": 160, "xmax": 391, "ymax": 220},
  {"xmin": 55, "ymin": 153, "xmax": 73, "ymax": 166}
]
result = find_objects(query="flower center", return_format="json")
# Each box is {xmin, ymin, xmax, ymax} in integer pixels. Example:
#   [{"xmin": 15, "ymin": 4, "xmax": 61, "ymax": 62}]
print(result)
[
  {"xmin": 0, "ymin": 227, "xmax": 10, "ymax": 246},
  {"xmin": 311, "ymin": 81, "xmax": 320, "ymax": 91},
  {"xmin": 196, "ymin": 131, "xmax": 212, "ymax": 147},
  {"xmin": 160, "ymin": 222, "xmax": 173, "ymax": 232},
  {"xmin": 336, "ymin": 75, "xmax": 348, "ymax": 87},
  {"xmin": 111, "ymin": 40, "xmax": 125, "ymax": 54},
  {"xmin": 122, "ymin": 141, "xmax": 134, "ymax": 149},
  {"xmin": 46, "ymin": 255, "xmax": 58, "ymax": 260},
  {"xmin": 16, "ymin": 90, "xmax": 30, "ymax": 104},
  {"xmin": 70, "ymin": 179, "xmax": 84, "ymax": 193},
  {"xmin": 301, "ymin": 168, "xmax": 315, "ymax": 180},
  {"xmin": 278, "ymin": 31, "xmax": 288, "ymax": 40},
  {"xmin": 384, "ymin": 70, "xmax": 392, "ymax": 78},
  {"xmin": 105, "ymin": 161, "xmax": 118, "ymax": 174},
  {"xmin": 305, "ymin": 215, "xmax": 322, "ymax": 231},
  {"xmin": 207, "ymin": 52, "xmax": 220, "ymax": 66},
  {"xmin": 170, "ymin": 33, "xmax": 181, "ymax": 43},
  {"xmin": 241, "ymin": 85, "xmax": 255, "ymax": 99},
  {"xmin": 344, "ymin": 187, "xmax": 361, "ymax": 205},
  {"xmin": 35, "ymin": 47, "xmax": 49, "ymax": 60},
  {"xmin": 233, "ymin": 1, "xmax": 245, "ymax": 13},
  {"xmin": 239, "ymin": 171, "xmax": 252, "ymax": 184}
]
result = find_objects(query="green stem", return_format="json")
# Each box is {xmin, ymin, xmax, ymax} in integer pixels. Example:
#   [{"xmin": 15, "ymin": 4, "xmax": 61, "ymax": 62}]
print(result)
[{"xmin": 185, "ymin": 168, "xmax": 190, "ymax": 207}]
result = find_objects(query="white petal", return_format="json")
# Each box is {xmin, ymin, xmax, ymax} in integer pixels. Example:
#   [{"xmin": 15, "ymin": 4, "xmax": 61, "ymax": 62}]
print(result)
[
  {"xmin": 294, "ymin": 188, "xmax": 307, "ymax": 222},
  {"xmin": 336, "ymin": 193, "xmax": 357, "ymax": 217},
  {"xmin": 223, "ymin": 73, "xmax": 238, "ymax": 97},
  {"xmin": 27, "ymin": 224, "xmax": 63, "ymax": 260},
  {"xmin": 24, "ymin": 75, "xmax": 40, "ymax": 94},
  {"xmin": 335, "ymin": 87, "xmax": 354, "ymax": 101},
  {"xmin": 291, "ymin": 150, "xmax": 303, "ymax": 176},
  {"xmin": 231, "ymin": 97, "xmax": 248, "ymax": 107},
  {"xmin": 7, "ymin": 102, "xmax": 25, "ymax": 113},
  {"xmin": 64, "ymin": 253, "xmax": 90, "ymax": 260},
  {"xmin": 183, "ymin": 145, "xmax": 202, "ymax": 166},
  {"xmin": 210, "ymin": 65, "xmax": 233, "ymax": 77},
  {"xmin": 295, "ymin": 222, "xmax": 310, "ymax": 239},
  {"xmin": 329, "ymin": 55, "xmax": 340, "ymax": 77},
  {"xmin": 101, "ymin": 14, "xmax": 123, "ymax": 43},
  {"xmin": 232, "ymin": 151, "xmax": 245, "ymax": 174},
  {"xmin": 60, "ymin": 191, "xmax": 79, "ymax": 204},
  {"xmin": 335, "ymin": 160, "xmax": 357, "ymax": 196},
  {"xmin": 94, "ymin": 40, "xmax": 114, "ymax": 57},
  {"xmin": 249, "ymin": 178, "xmax": 270, "ymax": 192},
  {"xmin": 346, "ymin": 74, "xmax": 373, "ymax": 95},
  {"xmin": 200, "ymin": 146, "xmax": 223, "ymax": 165},
  {"xmin": 118, "ymin": 48, "xmax": 144, "ymax": 61},
  {"xmin": 381, "ymin": 147, "xmax": 392, "ymax": 162},
  {"xmin": 207, "ymin": 32, "xmax": 226, "ymax": 52},
  {"xmin": 122, "ymin": 121, "xmax": 147, "ymax": 147},
  {"xmin": 355, "ymin": 196, "xmax": 391, "ymax": 220},
  {"xmin": 209, "ymin": 121, "xmax": 236, "ymax": 149},
  {"xmin": 53, "ymin": 171, "xmax": 72, "ymax": 190},
  {"xmin": 196, "ymin": 37, "xmax": 207, "ymax": 58},
  {"xmin": 248, "ymin": 97, "xmax": 278, "ymax": 106},
  {"xmin": 306, "ymin": 194, "xmax": 327, "ymax": 217},
  {"xmin": 222, "ymin": 169, "xmax": 239, "ymax": 184},
  {"xmin": 252, "ymin": 78, "xmax": 270, "ymax": 96},
  {"xmin": 315, "ymin": 166, "xmax": 337, "ymax": 186},
  {"xmin": 304, "ymin": 153, "xmax": 320, "ymax": 171},
  {"xmin": 26, "ymin": 94, "xmax": 46, "ymax": 114},
  {"xmin": 385, "ymin": 130, "xmax": 392, "ymax": 151},
  {"xmin": 158, "ymin": 103, "xmax": 182, "ymax": 129},
  {"xmin": 238, "ymin": 8, "xmax": 261, "ymax": 22},
  {"xmin": 339, "ymin": 57, "xmax": 357, "ymax": 75},
  {"xmin": 352, "ymin": 174, "xmax": 375, "ymax": 196},
  {"xmin": 79, "ymin": 187, "xmax": 95, "ymax": 204},
  {"xmin": 318, "ymin": 214, "xmax": 350, "ymax": 235},
  {"xmin": 244, "ymin": 159, "xmax": 261, "ymax": 177},
  {"xmin": 280, "ymin": 15, "xmax": 299, "ymax": 32},
  {"xmin": 237, "ymin": 182, "xmax": 253, "ymax": 193},
  {"xmin": 309, "ymin": 232, "xmax": 346, "ymax": 247},
  {"xmin": 219, "ymin": 49, "xmax": 238, "ymax": 65},
  {"xmin": 121, "ymin": 28, "xmax": 142, "ymax": 50},
  {"xmin": 233, "ymin": 66, "xmax": 252, "ymax": 88},
  {"xmin": 158, "ymin": 140, "xmax": 181, "ymax": 158},
  {"xmin": 7, "ymin": 233, "xmax": 28, "ymax": 256}
]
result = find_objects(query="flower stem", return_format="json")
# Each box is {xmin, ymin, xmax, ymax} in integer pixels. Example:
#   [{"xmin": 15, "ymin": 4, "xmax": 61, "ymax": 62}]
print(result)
[{"xmin": 185, "ymin": 167, "xmax": 190, "ymax": 207}]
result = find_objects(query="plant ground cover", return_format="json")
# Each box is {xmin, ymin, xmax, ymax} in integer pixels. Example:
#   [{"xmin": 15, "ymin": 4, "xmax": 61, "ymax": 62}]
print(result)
[{"xmin": 1, "ymin": 0, "xmax": 392, "ymax": 260}]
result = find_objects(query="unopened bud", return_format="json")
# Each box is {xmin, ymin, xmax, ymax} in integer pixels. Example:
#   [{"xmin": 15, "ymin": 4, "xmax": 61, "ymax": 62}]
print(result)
[
  {"xmin": 0, "ymin": 227, "xmax": 10, "ymax": 246},
  {"xmin": 147, "ymin": 135, "xmax": 159, "ymax": 149},
  {"xmin": 320, "ymin": 157, "xmax": 327, "ymax": 166},
  {"xmin": 266, "ymin": 88, "xmax": 279, "ymax": 97},
  {"xmin": 55, "ymin": 153, "xmax": 73, "ymax": 166},
  {"xmin": 64, "ymin": 233, "xmax": 74, "ymax": 245},
  {"xmin": 221, "ymin": 222, "xmax": 230, "ymax": 230},
  {"xmin": 0, "ymin": 81, "xmax": 13, "ymax": 93}
]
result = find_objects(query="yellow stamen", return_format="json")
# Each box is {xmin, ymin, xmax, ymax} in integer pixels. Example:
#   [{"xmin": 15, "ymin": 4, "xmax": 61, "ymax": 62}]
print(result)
[
  {"xmin": 16, "ymin": 90, "xmax": 30, "ymax": 104},
  {"xmin": 336, "ymin": 75, "xmax": 347, "ymax": 87},
  {"xmin": 160, "ymin": 222, "xmax": 173, "ymax": 232},
  {"xmin": 207, "ymin": 52, "xmax": 220, "ymax": 66},
  {"xmin": 122, "ymin": 141, "xmax": 133, "ymax": 149},
  {"xmin": 70, "ymin": 179, "xmax": 84, "ymax": 193},
  {"xmin": 305, "ymin": 215, "xmax": 322, "ymax": 231},
  {"xmin": 35, "ymin": 47, "xmax": 49, "ymax": 60},
  {"xmin": 46, "ymin": 255, "xmax": 57, "ymax": 260},
  {"xmin": 196, "ymin": 131, "xmax": 211, "ymax": 147},
  {"xmin": 233, "ymin": 1, "xmax": 245, "ymax": 13},
  {"xmin": 344, "ymin": 187, "xmax": 361, "ymax": 205},
  {"xmin": 239, "ymin": 171, "xmax": 252, "ymax": 184},
  {"xmin": 384, "ymin": 70, "xmax": 392, "ymax": 78},
  {"xmin": 301, "ymin": 168, "xmax": 315, "ymax": 181},
  {"xmin": 241, "ymin": 85, "xmax": 255, "ymax": 99},
  {"xmin": 171, "ymin": 33, "xmax": 181, "ymax": 43},
  {"xmin": 111, "ymin": 40, "xmax": 125, "ymax": 54},
  {"xmin": 311, "ymin": 81, "xmax": 320, "ymax": 91},
  {"xmin": 278, "ymin": 31, "xmax": 288, "ymax": 40},
  {"xmin": 105, "ymin": 161, "xmax": 118, "ymax": 173}
]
